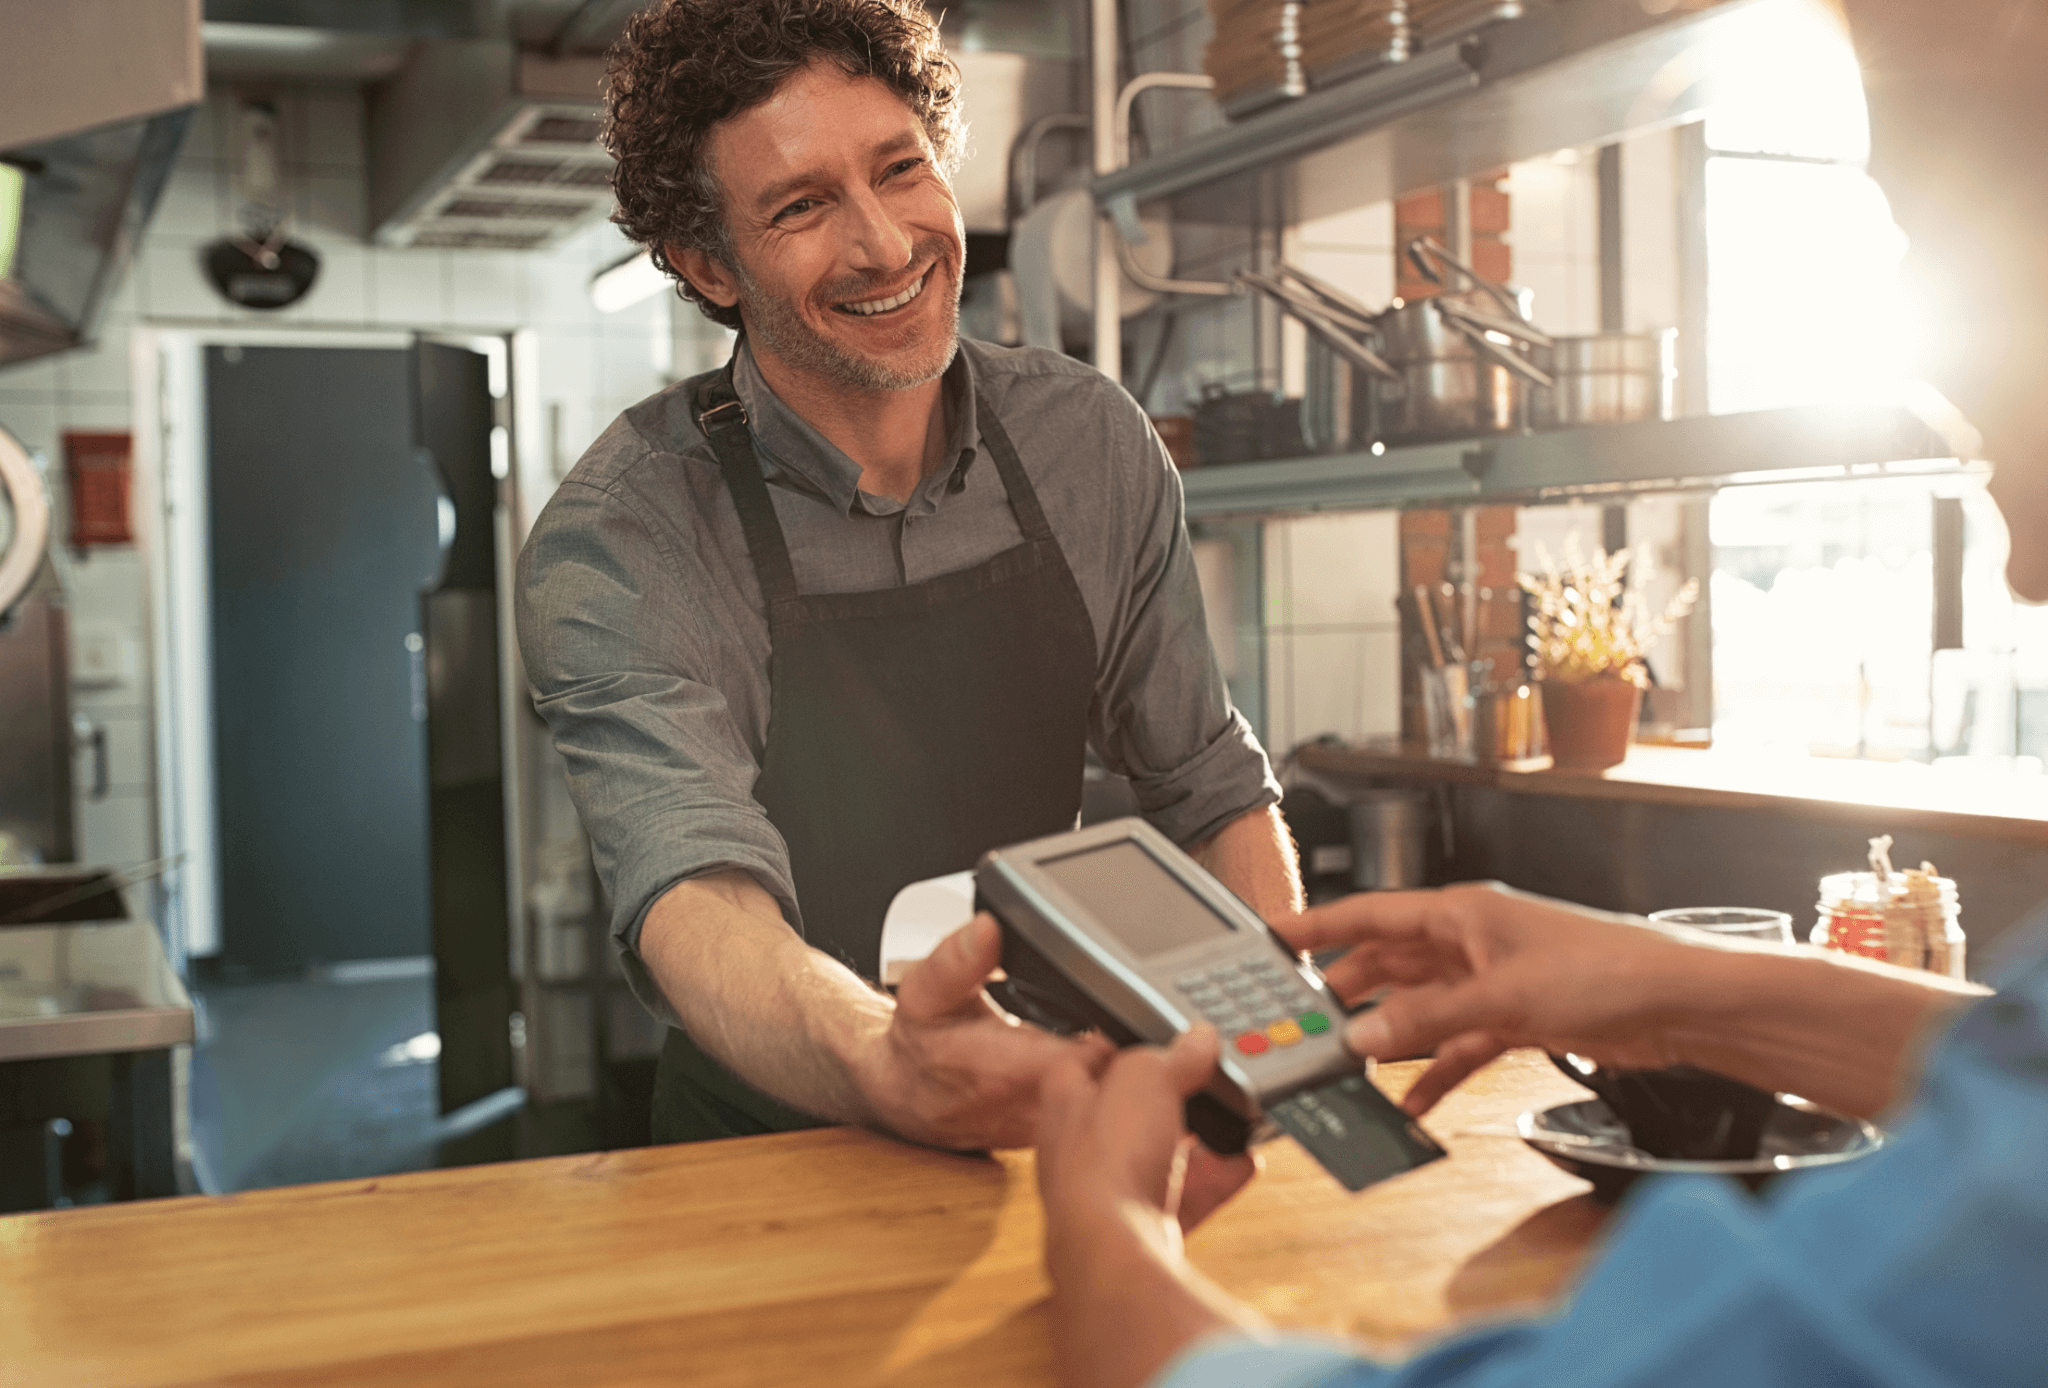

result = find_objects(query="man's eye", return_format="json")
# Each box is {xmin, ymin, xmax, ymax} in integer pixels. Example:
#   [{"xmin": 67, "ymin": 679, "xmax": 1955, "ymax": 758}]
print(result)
[
  {"xmin": 887, "ymin": 159, "xmax": 924, "ymax": 178},
  {"xmin": 775, "ymin": 199, "xmax": 818, "ymax": 221}
]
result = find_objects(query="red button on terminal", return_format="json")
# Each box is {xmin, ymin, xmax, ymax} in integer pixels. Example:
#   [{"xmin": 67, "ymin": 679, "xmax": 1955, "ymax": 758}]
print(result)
[{"xmin": 1234, "ymin": 1031, "xmax": 1270, "ymax": 1056}]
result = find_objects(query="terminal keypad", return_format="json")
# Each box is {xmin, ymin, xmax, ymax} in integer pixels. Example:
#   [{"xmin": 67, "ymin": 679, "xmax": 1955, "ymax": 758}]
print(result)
[{"xmin": 1175, "ymin": 957, "xmax": 1333, "ymax": 1055}]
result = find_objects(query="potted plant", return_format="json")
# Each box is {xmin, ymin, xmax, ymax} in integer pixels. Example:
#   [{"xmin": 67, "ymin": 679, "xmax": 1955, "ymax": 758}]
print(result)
[{"xmin": 1517, "ymin": 543, "xmax": 1699, "ymax": 770}]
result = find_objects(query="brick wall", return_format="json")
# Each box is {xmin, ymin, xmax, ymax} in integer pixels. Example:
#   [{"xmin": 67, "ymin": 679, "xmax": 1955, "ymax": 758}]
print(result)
[{"xmin": 1393, "ymin": 176, "xmax": 1520, "ymax": 743}]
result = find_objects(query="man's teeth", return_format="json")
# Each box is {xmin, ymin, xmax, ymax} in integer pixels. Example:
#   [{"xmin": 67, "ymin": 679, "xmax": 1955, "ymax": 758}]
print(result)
[{"xmin": 839, "ymin": 272, "xmax": 927, "ymax": 316}]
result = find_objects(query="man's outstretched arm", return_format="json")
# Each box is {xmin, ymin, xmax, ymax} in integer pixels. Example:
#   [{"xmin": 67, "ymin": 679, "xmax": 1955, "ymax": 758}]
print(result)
[{"xmin": 643, "ymin": 871, "xmax": 1104, "ymax": 1150}]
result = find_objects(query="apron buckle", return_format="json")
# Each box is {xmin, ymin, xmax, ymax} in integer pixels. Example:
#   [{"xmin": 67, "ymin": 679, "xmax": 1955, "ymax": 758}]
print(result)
[{"xmin": 698, "ymin": 398, "xmax": 749, "ymax": 429}]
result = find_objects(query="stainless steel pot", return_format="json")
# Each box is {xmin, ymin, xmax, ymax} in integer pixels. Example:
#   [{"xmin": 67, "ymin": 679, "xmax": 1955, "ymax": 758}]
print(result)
[
  {"xmin": 1529, "ymin": 330, "xmax": 1677, "ymax": 428},
  {"xmin": 1347, "ymin": 789, "xmax": 1432, "ymax": 890},
  {"xmin": 1374, "ymin": 238, "xmax": 1554, "ymax": 446},
  {"xmin": 1239, "ymin": 265, "xmax": 1400, "ymax": 456}
]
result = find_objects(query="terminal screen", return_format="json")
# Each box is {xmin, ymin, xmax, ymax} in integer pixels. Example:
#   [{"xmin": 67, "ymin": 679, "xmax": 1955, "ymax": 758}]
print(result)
[{"xmin": 1041, "ymin": 840, "xmax": 1238, "ymax": 959}]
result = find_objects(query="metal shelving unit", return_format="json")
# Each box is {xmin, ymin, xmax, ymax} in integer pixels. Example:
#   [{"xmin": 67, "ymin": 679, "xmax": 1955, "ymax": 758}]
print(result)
[
  {"xmin": 1178, "ymin": 404, "xmax": 1962, "ymax": 519},
  {"xmin": 1086, "ymin": 0, "xmax": 1965, "ymax": 518},
  {"xmin": 1094, "ymin": 0, "xmax": 1801, "ymax": 229}
]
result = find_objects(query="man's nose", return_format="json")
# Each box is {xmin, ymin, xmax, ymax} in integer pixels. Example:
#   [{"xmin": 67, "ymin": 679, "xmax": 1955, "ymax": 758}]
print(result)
[{"xmin": 841, "ymin": 183, "xmax": 915, "ymax": 272}]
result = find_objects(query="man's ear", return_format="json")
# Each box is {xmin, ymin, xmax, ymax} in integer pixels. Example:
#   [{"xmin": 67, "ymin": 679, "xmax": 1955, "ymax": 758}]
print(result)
[{"xmin": 669, "ymin": 244, "xmax": 741, "ymax": 310}]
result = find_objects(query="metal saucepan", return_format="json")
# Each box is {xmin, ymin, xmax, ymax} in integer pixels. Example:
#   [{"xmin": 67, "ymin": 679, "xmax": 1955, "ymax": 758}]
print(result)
[
  {"xmin": 1528, "ymin": 328, "xmax": 1678, "ymax": 428},
  {"xmin": 1371, "ymin": 237, "xmax": 1553, "ymax": 445},
  {"xmin": 1238, "ymin": 265, "xmax": 1402, "ymax": 456},
  {"xmin": 1239, "ymin": 269, "xmax": 1400, "ymax": 383}
]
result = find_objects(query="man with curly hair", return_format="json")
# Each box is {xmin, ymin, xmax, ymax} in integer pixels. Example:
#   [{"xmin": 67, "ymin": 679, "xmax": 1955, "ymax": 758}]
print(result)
[{"xmin": 517, "ymin": 0, "xmax": 1300, "ymax": 1149}]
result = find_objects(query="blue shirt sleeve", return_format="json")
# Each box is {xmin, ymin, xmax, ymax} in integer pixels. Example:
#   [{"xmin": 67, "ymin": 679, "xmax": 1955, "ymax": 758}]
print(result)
[{"xmin": 1155, "ymin": 924, "xmax": 2048, "ymax": 1388}]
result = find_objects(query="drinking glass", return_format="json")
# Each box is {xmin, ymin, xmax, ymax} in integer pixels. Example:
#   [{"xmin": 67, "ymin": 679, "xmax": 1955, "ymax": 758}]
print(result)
[{"xmin": 1647, "ymin": 907, "xmax": 1795, "ymax": 946}]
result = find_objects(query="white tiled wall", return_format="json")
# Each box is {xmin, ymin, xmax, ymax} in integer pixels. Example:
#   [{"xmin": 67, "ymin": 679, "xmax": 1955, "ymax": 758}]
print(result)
[
  {"xmin": 0, "ymin": 86, "xmax": 684, "ymax": 873},
  {"xmin": 1260, "ymin": 510, "xmax": 1403, "ymax": 756}
]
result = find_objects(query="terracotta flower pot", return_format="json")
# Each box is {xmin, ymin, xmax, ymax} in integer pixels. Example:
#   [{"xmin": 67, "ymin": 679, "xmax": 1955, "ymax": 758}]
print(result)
[{"xmin": 1540, "ymin": 676, "xmax": 1642, "ymax": 771}]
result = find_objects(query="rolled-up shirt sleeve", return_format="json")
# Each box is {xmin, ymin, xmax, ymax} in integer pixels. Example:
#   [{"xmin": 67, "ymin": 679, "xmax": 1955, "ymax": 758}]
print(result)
[
  {"xmin": 516, "ymin": 472, "xmax": 796, "ymax": 1026},
  {"xmin": 1085, "ymin": 391, "xmax": 1280, "ymax": 847}
]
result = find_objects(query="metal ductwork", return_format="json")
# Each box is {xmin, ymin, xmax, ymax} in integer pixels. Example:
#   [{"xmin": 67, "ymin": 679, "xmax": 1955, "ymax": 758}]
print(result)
[
  {"xmin": 0, "ymin": 0, "xmax": 201, "ymax": 366},
  {"xmin": 367, "ymin": 42, "xmax": 612, "ymax": 251}
]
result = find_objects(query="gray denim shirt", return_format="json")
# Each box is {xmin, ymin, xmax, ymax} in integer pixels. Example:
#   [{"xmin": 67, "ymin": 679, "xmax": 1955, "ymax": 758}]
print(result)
[{"xmin": 516, "ymin": 337, "xmax": 1280, "ymax": 1024}]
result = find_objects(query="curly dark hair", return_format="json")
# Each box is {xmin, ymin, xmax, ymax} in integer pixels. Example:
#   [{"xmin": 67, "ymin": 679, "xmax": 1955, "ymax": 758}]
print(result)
[{"xmin": 604, "ymin": 0, "xmax": 964, "ymax": 329}]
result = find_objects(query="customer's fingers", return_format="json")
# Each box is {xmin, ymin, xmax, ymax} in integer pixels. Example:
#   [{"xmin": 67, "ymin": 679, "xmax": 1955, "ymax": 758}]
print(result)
[
  {"xmin": 1320, "ymin": 939, "xmax": 1466, "ymax": 1002},
  {"xmin": 1276, "ymin": 891, "xmax": 1443, "ymax": 952},
  {"xmin": 1397, "ymin": 1030, "xmax": 1507, "ymax": 1116},
  {"xmin": 1345, "ymin": 979, "xmax": 1508, "ymax": 1062}
]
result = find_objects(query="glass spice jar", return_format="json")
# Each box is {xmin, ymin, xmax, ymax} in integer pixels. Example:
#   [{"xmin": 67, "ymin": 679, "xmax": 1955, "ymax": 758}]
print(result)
[{"xmin": 1811, "ymin": 870, "xmax": 1965, "ymax": 979}]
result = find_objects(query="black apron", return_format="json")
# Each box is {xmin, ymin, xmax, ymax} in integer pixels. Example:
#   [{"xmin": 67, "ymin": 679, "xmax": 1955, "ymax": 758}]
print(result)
[{"xmin": 650, "ymin": 360, "xmax": 1098, "ymax": 1143}]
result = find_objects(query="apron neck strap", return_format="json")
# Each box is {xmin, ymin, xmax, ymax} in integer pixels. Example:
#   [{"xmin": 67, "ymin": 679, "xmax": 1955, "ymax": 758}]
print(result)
[
  {"xmin": 695, "ymin": 357, "xmax": 1061, "ymax": 605},
  {"xmin": 693, "ymin": 360, "xmax": 801, "ymax": 606},
  {"xmin": 972, "ymin": 395, "xmax": 1055, "ymax": 544}
]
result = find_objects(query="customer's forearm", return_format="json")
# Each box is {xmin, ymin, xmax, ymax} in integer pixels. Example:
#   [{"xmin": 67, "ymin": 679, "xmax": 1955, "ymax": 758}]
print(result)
[
  {"xmin": 1048, "ymin": 1202, "xmax": 1246, "ymax": 1388},
  {"xmin": 1665, "ymin": 946, "xmax": 1986, "ymax": 1118},
  {"xmin": 640, "ymin": 872, "xmax": 893, "ymax": 1127},
  {"xmin": 1194, "ymin": 805, "xmax": 1303, "ymax": 921}
]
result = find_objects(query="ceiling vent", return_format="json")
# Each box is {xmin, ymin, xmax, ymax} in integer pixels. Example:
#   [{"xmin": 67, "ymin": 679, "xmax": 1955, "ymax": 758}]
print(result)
[{"xmin": 367, "ymin": 43, "xmax": 612, "ymax": 252}]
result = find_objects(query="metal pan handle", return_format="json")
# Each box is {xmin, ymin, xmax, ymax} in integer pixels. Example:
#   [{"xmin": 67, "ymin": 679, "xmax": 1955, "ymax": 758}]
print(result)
[
  {"xmin": 1443, "ymin": 315, "xmax": 1556, "ymax": 389},
  {"xmin": 1434, "ymin": 295, "xmax": 1554, "ymax": 350},
  {"xmin": 1241, "ymin": 271, "xmax": 1401, "ymax": 381},
  {"xmin": 1408, "ymin": 236, "xmax": 1531, "ymax": 324}
]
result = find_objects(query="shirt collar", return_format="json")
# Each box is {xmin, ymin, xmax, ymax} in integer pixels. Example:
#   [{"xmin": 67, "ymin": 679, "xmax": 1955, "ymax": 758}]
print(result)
[{"xmin": 729, "ymin": 338, "xmax": 980, "ymax": 518}]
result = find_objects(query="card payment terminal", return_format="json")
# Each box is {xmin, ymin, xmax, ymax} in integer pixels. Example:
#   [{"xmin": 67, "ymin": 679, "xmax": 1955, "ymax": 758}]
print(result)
[{"xmin": 976, "ymin": 818, "xmax": 1444, "ymax": 1192}]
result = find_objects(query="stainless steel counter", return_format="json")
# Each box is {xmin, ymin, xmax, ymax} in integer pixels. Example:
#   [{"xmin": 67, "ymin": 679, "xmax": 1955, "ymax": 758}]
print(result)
[{"xmin": 0, "ymin": 918, "xmax": 194, "ymax": 1062}]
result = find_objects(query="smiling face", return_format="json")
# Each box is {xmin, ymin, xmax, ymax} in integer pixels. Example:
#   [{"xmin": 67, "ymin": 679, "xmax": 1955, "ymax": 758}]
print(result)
[{"xmin": 672, "ymin": 61, "xmax": 965, "ymax": 396}]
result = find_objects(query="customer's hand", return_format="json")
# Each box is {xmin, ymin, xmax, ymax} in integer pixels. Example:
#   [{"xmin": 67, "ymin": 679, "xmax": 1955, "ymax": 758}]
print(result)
[
  {"xmin": 1036, "ymin": 1025, "xmax": 1259, "ymax": 1251},
  {"xmin": 1034, "ymin": 1026, "xmax": 1261, "ymax": 1388},
  {"xmin": 863, "ymin": 914, "xmax": 1114, "ymax": 1151},
  {"xmin": 1273, "ymin": 884, "xmax": 1696, "ymax": 1115}
]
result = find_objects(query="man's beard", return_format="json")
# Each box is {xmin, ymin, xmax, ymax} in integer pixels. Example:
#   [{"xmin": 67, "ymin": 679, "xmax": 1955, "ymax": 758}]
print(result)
[{"xmin": 733, "ymin": 238, "xmax": 962, "ymax": 393}]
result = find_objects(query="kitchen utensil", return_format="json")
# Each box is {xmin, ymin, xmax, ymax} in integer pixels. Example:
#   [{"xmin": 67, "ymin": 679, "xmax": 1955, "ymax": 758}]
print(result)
[
  {"xmin": 1347, "ymin": 788, "xmax": 1433, "ymax": 890},
  {"xmin": 1517, "ymin": 1095, "xmax": 1884, "ymax": 1204},
  {"xmin": 1471, "ymin": 676, "xmax": 1545, "ymax": 762},
  {"xmin": 1647, "ymin": 907, "xmax": 1794, "ymax": 946},
  {"xmin": 1372, "ymin": 238, "xmax": 1551, "ymax": 444},
  {"xmin": 1435, "ymin": 581, "xmax": 1467, "ymax": 665},
  {"xmin": 1420, "ymin": 663, "xmax": 1473, "ymax": 758},
  {"xmin": 1255, "ymin": 263, "xmax": 1401, "ymax": 455},
  {"xmin": 0, "ymin": 424, "xmax": 49, "ymax": 621},
  {"xmin": 1529, "ymin": 329, "xmax": 1676, "ymax": 427},
  {"xmin": 1240, "ymin": 269, "xmax": 1401, "ymax": 382},
  {"xmin": 1412, "ymin": 583, "xmax": 1447, "ymax": 668}
]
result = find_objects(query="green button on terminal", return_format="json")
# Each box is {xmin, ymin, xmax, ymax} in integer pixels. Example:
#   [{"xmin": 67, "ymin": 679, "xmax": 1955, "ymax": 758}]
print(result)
[{"xmin": 1299, "ymin": 1010, "xmax": 1331, "ymax": 1035}]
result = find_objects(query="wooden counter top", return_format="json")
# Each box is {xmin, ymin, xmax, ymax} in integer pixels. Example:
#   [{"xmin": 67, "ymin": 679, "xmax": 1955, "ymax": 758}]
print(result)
[
  {"xmin": 0, "ymin": 1052, "xmax": 1600, "ymax": 1388},
  {"xmin": 1299, "ymin": 741, "xmax": 2048, "ymax": 848}
]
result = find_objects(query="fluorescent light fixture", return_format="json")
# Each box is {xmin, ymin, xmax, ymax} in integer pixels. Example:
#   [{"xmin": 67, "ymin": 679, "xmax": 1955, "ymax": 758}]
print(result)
[{"xmin": 590, "ymin": 249, "xmax": 670, "ymax": 314}]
